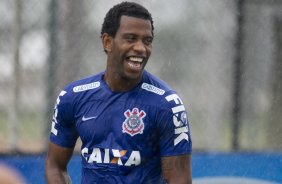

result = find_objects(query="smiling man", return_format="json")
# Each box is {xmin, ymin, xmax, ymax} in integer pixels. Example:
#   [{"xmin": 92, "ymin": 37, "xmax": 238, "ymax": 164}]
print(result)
[{"xmin": 45, "ymin": 2, "xmax": 192, "ymax": 184}]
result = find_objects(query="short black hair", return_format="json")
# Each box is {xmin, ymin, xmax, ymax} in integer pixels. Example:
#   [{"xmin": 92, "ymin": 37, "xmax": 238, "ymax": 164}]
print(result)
[{"xmin": 101, "ymin": 1, "xmax": 154, "ymax": 37}]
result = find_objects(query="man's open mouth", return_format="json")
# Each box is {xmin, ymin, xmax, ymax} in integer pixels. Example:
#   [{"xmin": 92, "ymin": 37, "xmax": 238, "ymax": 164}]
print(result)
[{"xmin": 126, "ymin": 56, "xmax": 144, "ymax": 69}]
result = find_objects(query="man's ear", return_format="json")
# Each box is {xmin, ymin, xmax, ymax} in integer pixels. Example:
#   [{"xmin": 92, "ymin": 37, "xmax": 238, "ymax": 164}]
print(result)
[{"xmin": 101, "ymin": 33, "xmax": 113, "ymax": 53}]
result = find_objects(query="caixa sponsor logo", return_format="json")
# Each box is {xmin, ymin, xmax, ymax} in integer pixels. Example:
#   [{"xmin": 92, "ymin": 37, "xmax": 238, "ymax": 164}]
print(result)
[
  {"xmin": 81, "ymin": 147, "xmax": 141, "ymax": 167},
  {"xmin": 165, "ymin": 94, "xmax": 189, "ymax": 146}
]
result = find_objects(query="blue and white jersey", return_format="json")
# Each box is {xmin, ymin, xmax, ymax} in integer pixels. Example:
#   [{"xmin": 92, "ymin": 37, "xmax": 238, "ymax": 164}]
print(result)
[{"xmin": 50, "ymin": 70, "xmax": 192, "ymax": 184}]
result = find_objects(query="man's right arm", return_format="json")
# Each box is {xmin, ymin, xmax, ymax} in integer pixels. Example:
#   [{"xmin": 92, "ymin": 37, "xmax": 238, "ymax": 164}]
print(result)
[{"xmin": 45, "ymin": 142, "xmax": 74, "ymax": 184}]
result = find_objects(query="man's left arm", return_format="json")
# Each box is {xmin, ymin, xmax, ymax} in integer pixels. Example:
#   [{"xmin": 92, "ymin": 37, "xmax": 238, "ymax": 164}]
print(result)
[{"xmin": 161, "ymin": 154, "xmax": 192, "ymax": 184}]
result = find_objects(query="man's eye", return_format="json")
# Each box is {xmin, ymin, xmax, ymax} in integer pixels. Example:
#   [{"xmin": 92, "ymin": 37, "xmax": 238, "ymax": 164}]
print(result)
[
  {"xmin": 125, "ymin": 36, "xmax": 136, "ymax": 42},
  {"xmin": 144, "ymin": 38, "xmax": 153, "ymax": 45}
]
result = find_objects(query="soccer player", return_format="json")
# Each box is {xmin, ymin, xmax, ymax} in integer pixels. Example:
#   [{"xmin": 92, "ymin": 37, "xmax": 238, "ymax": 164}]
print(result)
[{"xmin": 45, "ymin": 2, "xmax": 192, "ymax": 184}]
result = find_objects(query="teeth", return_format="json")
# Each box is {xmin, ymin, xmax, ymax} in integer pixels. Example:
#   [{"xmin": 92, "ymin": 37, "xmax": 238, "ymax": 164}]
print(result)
[
  {"xmin": 128, "ymin": 62, "xmax": 141, "ymax": 68},
  {"xmin": 129, "ymin": 57, "xmax": 143, "ymax": 63}
]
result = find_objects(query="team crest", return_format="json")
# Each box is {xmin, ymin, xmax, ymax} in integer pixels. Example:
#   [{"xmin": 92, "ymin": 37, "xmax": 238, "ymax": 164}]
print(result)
[{"xmin": 122, "ymin": 108, "xmax": 146, "ymax": 136}]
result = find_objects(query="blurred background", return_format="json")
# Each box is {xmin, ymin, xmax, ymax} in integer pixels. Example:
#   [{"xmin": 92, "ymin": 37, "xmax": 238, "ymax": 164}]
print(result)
[{"xmin": 0, "ymin": 0, "xmax": 282, "ymax": 183}]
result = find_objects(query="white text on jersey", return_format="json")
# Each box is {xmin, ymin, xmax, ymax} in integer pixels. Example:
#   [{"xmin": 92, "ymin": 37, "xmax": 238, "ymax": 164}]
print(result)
[
  {"xmin": 81, "ymin": 147, "xmax": 141, "ymax": 166},
  {"xmin": 51, "ymin": 90, "xmax": 67, "ymax": 136},
  {"xmin": 165, "ymin": 94, "xmax": 189, "ymax": 146},
  {"xmin": 141, "ymin": 83, "xmax": 165, "ymax": 95},
  {"xmin": 73, "ymin": 82, "xmax": 100, "ymax": 92}
]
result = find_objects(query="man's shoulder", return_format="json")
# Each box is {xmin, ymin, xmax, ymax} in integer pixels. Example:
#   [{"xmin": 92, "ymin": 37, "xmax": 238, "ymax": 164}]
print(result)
[
  {"xmin": 142, "ymin": 71, "xmax": 179, "ymax": 95},
  {"xmin": 142, "ymin": 71, "xmax": 173, "ymax": 93},
  {"xmin": 58, "ymin": 72, "xmax": 104, "ymax": 103},
  {"xmin": 63, "ymin": 72, "xmax": 103, "ymax": 93},
  {"xmin": 140, "ymin": 71, "xmax": 179, "ymax": 108}
]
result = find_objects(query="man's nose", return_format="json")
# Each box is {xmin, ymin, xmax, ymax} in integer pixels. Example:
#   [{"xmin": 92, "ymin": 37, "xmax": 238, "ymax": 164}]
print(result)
[{"xmin": 133, "ymin": 40, "xmax": 146, "ymax": 53}]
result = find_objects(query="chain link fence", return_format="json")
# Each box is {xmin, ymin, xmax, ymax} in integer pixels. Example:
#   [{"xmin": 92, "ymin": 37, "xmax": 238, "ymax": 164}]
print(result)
[{"xmin": 0, "ymin": 0, "xmax": 282, "ymax": 153}]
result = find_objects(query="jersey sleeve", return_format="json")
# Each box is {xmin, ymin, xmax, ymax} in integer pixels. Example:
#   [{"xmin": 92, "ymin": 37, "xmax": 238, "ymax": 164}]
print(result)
[
  {"xmin": 49, "ymin": 90, "xmax": 78, "ymax": 148},
  {"xmin": 157, "ymin": 93, "xmax": 192, "ymax": 156}
]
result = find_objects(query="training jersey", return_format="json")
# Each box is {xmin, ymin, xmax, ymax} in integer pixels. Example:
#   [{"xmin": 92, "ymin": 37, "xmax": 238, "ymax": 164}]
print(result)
[{"xmin": 50, "ymin": 70, "xmax": 192, "ymax": 184}]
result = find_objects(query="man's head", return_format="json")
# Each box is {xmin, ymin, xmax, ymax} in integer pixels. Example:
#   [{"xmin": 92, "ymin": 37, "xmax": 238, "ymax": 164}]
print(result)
[
  {"xmin": 101, "ymin": 2, "xmax": 154, "ymax": 90},
  {"xmin": 101, "ymin": 1, "xmax": 154, "ymax": 38}
]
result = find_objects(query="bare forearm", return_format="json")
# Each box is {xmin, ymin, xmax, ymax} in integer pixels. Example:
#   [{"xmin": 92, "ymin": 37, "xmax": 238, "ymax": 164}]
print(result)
[
  {"xmin": 46, "ymin": 168, "xmax": 72, "ymax": 184},
  {"xmin": 45, "ymin": 158, "xmax": 72, "ymax": 184},
  {"xmin": 161, "ymin": 154, "xmax": 192, "ymax": 184},
  {"xmin": 162, "ymin": 165, "xmax": 192, "ymax": 184},
  {"xmin": 45, "ymin": 142, "xmax": 74, "ymax": 184},
  {"xmin": 164, "ymin": 176, "xmax": 192, "ymax": 184}
]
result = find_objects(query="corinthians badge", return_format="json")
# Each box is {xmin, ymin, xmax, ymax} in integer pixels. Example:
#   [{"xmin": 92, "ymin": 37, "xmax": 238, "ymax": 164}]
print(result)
[{"xmin": 122, "ymin": 108, "xmax": 146, "ymax": 136}]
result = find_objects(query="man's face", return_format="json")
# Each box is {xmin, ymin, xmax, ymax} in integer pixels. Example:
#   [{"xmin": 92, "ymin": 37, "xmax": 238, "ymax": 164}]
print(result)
[{"xmin": 108, "ymin": 15, "xmax": 153, "ymax": 81}]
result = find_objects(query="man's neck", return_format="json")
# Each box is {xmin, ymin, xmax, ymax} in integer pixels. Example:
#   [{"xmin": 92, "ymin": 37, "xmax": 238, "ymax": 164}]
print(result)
[{"xmin": 103, "ymin": 72, "xmax": 142, "ymax": 92}]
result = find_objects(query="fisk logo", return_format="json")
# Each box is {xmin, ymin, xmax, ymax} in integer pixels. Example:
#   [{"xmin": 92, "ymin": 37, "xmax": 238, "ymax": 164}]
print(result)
[{"xmin": 165, "ymin": 94, "xmax": 189, "ymax": 146}]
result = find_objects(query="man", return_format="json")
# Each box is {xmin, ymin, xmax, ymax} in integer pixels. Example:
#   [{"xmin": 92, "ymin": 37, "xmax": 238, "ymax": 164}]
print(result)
[{"xmin": 45, "ymin": 2, "xmax": 192, "ymax": 184}]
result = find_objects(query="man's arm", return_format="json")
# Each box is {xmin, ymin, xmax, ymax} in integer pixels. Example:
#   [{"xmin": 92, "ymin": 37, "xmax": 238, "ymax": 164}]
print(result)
[
  {"xmin": 45, "ymin": 142, "xmax": 74, "ymax": 184},
  {"xmin": 161, "ymin": 154, "xmax": 192, "ymax": 184}
]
